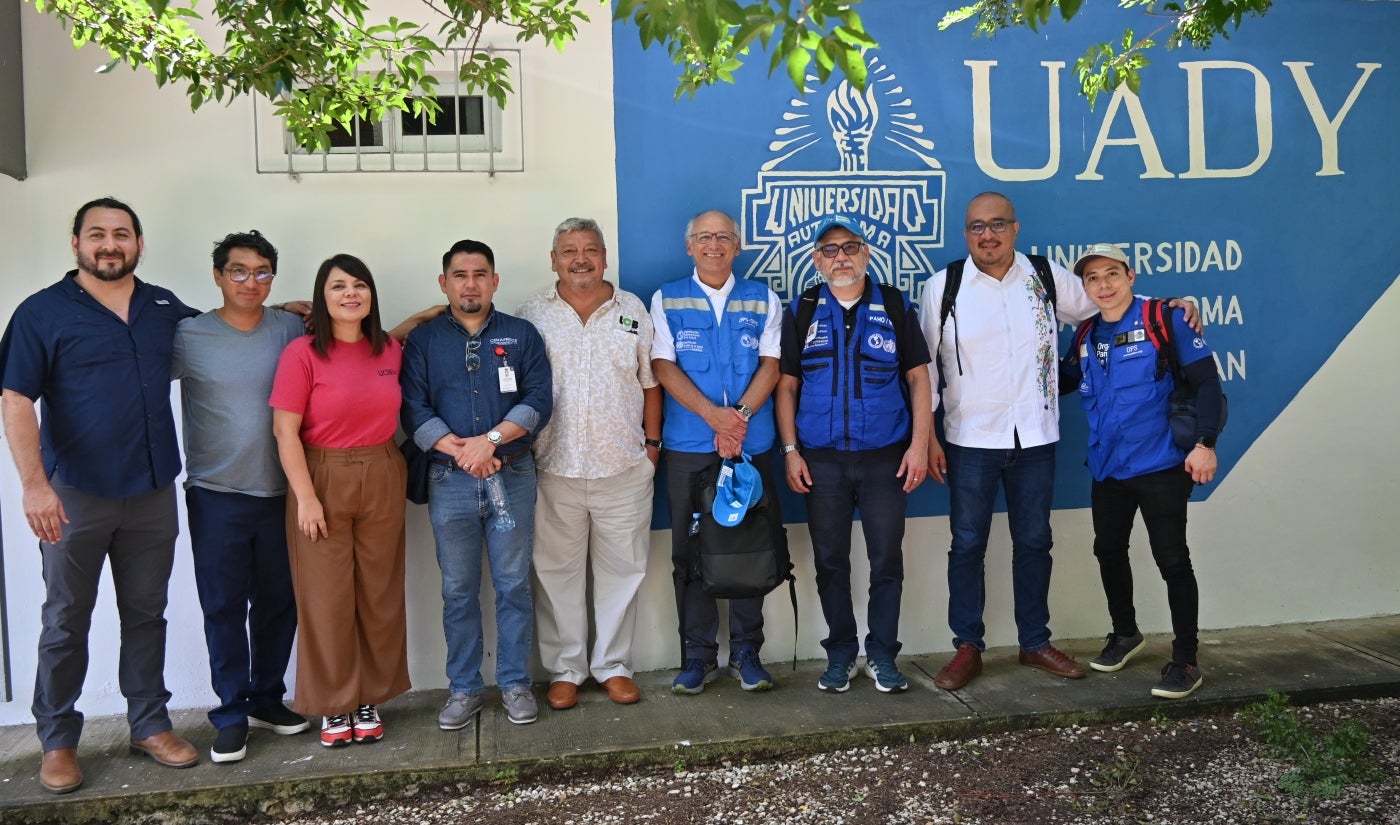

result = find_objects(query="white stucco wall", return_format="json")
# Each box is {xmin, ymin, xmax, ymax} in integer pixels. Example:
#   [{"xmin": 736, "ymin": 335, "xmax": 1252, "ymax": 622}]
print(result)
[{"xmin": 0, "ymin": 3, "xmax": 1395, "ymax": 728}]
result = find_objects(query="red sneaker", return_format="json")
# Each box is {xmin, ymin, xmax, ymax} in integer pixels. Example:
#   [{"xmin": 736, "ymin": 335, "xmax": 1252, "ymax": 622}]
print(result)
[
  {"xmin": 352, "ymin": 705, "xmax": 384, "ymax": 743},
  {"xmin": 320, "ymin": 714, "xmax": 352, "ymax": 748}
]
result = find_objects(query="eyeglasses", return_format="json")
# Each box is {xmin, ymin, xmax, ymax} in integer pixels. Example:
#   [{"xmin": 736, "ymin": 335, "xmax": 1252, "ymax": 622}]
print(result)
[
  {"xmin": 465, "ymin": 338, "xmax": 481, "ymax": 372},
  {"xmin": 222, "ymin": 266, "xmax": 275, "ymax": 283},
  {"xmin": 689, "ymin": 232, "xmax": 738, "ymax": 246},
  {"xmin": 817, "ymin": 241, "xmax": 866, "ymax": 258},
  {"xmin": 965, "ymin": 219, "xmax": 1012, "ymax": 236}
]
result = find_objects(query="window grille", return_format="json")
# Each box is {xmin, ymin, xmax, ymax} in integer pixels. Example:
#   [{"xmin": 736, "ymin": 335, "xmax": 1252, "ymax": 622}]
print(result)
[{"xmin": 254, "ymin": 48, "xmax": 523, "ymax": 175}]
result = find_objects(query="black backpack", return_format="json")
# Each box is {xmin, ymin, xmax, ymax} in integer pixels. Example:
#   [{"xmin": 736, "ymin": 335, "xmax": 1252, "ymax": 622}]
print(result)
[
  {"xmin": 687, "ymin": 459, "xmax": 791, "ymax": 599},
  {"xmin": 793, "ymin": 280, "xmax": 907, "ymax": 350},
  {"xmin": 677, "ymin": 457, "xmax": 798, "ymax": 668},
  {"xmin": 937, "ymin": 254, "xmax": 1056, "ymax": 380},
  {"xmin": 939, "ymin": 254, "xmax": 1057, "ymax": 330}
]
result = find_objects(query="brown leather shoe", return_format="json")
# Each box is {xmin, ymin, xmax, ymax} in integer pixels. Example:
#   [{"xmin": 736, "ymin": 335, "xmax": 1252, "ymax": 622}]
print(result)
[
  {"xmin": 1019, "ymin": 644, "xmax": 1087, "ymax": 679},
  {"xmin": 129, "ymin": 730, "xmax": 199, "ymax": 768},
  {"xmin": 934, "ymin": 643, "xmax": 983, "ymax": 691},
  {"xmin": 39, "ymin": 748, "xmax": 83, "ymax": 794},
  {"xmin": 546, "ymin": 680, "xmax": 579, "ymax": 710},
  {"xmin": 602, "ymin": 676, "xmax": 641, "ymax": 704}
]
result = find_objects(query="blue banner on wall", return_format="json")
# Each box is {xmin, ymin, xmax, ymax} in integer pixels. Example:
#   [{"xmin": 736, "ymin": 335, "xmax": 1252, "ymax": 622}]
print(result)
[{"xmin": 613, "ymin": 0, "xmax": 1398, "ymax": 523}]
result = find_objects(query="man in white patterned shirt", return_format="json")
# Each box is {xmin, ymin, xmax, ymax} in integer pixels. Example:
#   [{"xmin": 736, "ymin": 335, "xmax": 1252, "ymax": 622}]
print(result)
[{"xmin": 517, "ymin": 218, "xmax": 663, "ymax": 711}]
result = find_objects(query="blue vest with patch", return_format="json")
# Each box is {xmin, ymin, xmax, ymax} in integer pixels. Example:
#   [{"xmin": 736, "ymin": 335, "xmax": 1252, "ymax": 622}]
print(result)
[
  {"xmin": 794, "ymin": 284, "xmax": 910, "ymax": 451},
  {"xmin": 660, "ymin": 277, "xmax": 776, "ymax": 453},
  {"xmin": 1076, "ymin": 298, "xmax": 1186, "ymax": 481}
]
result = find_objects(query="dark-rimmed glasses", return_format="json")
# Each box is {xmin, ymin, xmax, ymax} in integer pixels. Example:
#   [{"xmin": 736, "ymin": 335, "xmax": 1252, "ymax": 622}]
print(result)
[
  {"xmin": 465, "ymin": 338, "xmax": 482, "ymax": 372},
  {"xmin": 222, "ymin": 266, "xmax": 275, "ymax": 283},
  {"xmin": 817, "ymin": 241, "xmax": 866, "ymax": 258},
  {"xmin": 965, "ymin": 219, "xmax": 1012, "ymax": 236}
]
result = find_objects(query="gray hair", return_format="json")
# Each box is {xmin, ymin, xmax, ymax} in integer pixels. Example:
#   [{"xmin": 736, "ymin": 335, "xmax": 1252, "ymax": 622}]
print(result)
[
  {"xmin": 683, "ymin": 210, "xmax": 739, "ymax": 242},
  {"xmin": 553, "ymin": 217, "xmax": 605, "ymax": 250}
]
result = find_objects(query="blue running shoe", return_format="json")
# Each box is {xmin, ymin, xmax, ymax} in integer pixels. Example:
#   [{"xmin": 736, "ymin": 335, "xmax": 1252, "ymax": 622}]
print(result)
[
  {"xmin": 671, "ymin": 659, "xmax": 719, "ymax": 695},
  {"xmin": 728, "ymin": 646, "xmax": 774, "ymax": 691},
  {"xmin": 863, "ymin": 657, "xmax": 909, "ymax": 693},
  {"xmin": 818, "ymin": 660, "xmax": 858, "ymax": 692}
]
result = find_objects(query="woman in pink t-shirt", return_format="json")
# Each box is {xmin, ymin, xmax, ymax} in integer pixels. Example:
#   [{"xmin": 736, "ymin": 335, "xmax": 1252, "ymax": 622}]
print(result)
[{"xmin": 271, "ymin": 253, "xmax": 410, "ymax": 748}]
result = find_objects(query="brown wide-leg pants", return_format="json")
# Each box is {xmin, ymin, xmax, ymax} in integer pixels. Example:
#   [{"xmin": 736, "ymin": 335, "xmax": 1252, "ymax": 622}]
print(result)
[{"xmin": 286, "ymin": 441, "xmax": 411, "ymax": 717}]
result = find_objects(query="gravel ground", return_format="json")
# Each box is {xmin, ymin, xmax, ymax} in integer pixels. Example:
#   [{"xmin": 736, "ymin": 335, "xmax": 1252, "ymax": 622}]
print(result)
[{"xmin": 269, "ymin": 697, "xmax": 1400, "ymax": 825}]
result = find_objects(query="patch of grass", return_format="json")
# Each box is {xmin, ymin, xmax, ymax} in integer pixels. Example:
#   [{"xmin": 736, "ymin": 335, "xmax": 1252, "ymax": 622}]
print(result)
[{"xmin": 1239, "ymin": 690, "xmax": 1384, "ymax": 801}]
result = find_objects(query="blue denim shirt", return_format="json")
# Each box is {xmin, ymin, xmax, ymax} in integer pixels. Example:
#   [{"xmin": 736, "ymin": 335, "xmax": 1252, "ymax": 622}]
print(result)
[
  {"xmin": 0, "ymin": 271, "xmax": 198, "ymax": 498},
  {"xmin": 400, "ymin": 307, "xmax": 552, "ymax": 460}
]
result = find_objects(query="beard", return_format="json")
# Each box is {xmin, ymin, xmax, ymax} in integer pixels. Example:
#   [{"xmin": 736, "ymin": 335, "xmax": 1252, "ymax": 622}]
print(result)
[
  {"xmin": 826, "ymin": 270, "xmax": 863, "ymax": 290},
  {"xmin": 77, "ymin": 250, "xmax": 138, "ymax": 282},
  {"xmin": 457, "ymin": 298, "xmax": 485, "ymax": 315}
]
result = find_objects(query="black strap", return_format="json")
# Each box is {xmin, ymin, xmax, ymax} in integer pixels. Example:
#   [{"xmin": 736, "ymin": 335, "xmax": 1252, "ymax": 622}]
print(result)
[
  {"xmin": 940, "ymin": 254, "xmax": 1056, "ymax": 329},
  {"xmin": 793, "ymin": 281, "xmax": 906, "ymax": 348}
]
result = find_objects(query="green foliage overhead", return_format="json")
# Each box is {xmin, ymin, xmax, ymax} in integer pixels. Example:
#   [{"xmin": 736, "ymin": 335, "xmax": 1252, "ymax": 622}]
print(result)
[{"xmin": 28, "ymin": 0, "xmax": 1274, "ymax": 148}]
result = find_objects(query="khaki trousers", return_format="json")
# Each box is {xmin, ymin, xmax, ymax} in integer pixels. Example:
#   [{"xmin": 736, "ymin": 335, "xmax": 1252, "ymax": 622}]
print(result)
[{"xmin": 287, "ymin": 441, "xmax": 411, "ymax": 716}]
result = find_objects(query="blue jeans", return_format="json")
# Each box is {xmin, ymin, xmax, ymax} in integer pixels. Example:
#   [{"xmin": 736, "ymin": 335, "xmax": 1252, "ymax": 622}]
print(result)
[
  {"xmin": 187, "ymin": 487, "xmax": 297, "ymax": 730},
  {"xmin": 805, "ymin": 451, "xmax": 907, "ymax": 663},
  {"xmin": 427, "ymin": 454, "xmax": 536, "ymax": 694},
  {"xmin": 946, "ymin": 442, "xmax": 1056, "ymax": 652}
]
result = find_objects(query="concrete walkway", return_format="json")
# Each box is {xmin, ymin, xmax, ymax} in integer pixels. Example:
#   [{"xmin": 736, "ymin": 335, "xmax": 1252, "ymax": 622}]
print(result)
[{"xmin": 2, "ymin": 615, "xmax": 1397, "ymax": 823}]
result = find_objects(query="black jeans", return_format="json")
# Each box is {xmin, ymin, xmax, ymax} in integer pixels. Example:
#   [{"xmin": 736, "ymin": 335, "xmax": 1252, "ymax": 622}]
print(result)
[{"xmin": 1091, "ymin": 465, "xmax": 1199, "ymax": 665}]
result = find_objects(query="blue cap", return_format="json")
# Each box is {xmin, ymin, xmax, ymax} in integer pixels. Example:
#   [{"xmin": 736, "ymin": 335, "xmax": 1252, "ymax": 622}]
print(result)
[
  {"xmin": 712, "ymin": 455, "xmax": 764, "ymax": 527},
  {"xmin": 812, "ymin": 214, "xmax": 867, "ymax": 247}
]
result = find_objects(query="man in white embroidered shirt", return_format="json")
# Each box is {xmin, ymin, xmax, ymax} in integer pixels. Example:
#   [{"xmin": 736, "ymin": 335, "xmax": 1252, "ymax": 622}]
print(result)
[
  {"xmin": 517, "ymin": 218, "xmax": 662, "ymax": 711},
  {"xmin": 919, "ymin": 192, "xmax": 1201, "ymax": 692}
]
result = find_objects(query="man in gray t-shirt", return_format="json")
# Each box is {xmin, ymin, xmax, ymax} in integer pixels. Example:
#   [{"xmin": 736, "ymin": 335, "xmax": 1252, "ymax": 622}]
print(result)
[{"xmin": 172, "ymin": 231, "xmax": 311, "ymax": 764}]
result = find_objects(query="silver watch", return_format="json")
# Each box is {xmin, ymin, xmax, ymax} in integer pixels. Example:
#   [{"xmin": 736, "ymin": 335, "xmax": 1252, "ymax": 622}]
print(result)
[{"xmin": 486, "ymin": 429, "xmax": 503, "ymax": 445}]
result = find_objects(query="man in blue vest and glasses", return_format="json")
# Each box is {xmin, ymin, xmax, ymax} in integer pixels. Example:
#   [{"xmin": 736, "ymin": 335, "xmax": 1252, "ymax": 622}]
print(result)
[
  {"xmin": 649, "ymin": 209, "xmax": 787, "ymax": 695},
  {"xmin": 774, "ymin": 214, "xmax": 933, "ymax": 694}
]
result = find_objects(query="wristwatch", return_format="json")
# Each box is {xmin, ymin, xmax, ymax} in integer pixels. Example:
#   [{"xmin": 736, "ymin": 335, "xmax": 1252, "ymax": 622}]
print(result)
[
  {"xmin": 1195, "ymin": 435, "xmax": 1216, "ymax": 450},
  {"xmin": 733, "ymin": 403, "xmax": 754, "ymax": 420},
  {"xmin": 644, "ymin": 438, "xmax": 663, "ymax": 449},
  {"xmin": 486, "ymin": 429, "xmax": 504, "ymax": 445},
  {"xmin": 780, "ymin": 444, "xmax": 800, "ymax": 455}
]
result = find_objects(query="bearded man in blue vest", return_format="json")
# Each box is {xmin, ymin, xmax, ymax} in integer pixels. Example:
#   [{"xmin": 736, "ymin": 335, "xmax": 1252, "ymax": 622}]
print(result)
[
  {"xmin": 649, "ymin": 209, "xmax": 788, "ymax": 695},
  {"xmin": 1060, "ymin": 244, "xmax": 1222, "ymax": 700},
  {"xmin": 774, "ymin": 214, "xmax": 934, "ymax": 694}
]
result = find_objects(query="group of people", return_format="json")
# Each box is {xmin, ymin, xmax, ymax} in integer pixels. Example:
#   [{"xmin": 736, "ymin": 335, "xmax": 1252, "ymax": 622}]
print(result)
[{"xmin": 0, "ymin": 193, "xmax": 1221, "ymax": 796}]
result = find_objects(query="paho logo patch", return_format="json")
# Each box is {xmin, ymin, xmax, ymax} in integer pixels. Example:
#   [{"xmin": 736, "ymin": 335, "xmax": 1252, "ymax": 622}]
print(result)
[{"xmin": 867, "ymin": 333, "xmax": 897, "ymax": 353}]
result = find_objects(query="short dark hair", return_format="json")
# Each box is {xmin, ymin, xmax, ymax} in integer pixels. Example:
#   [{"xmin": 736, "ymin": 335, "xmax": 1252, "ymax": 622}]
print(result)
[
  {"xmin": 441, "ymin": 239, "xmax": 496, "ymax": 273},
  {"xmin": 212, "ymin": 230, "xmax": 279, "ymax": 272},
  {"xmin": 71, "ymin": 197, "xmax": 143, "ymax": 237},
  {"xmin": 310, "ymin": 254, "xmax": 388, "ymax": 358}
]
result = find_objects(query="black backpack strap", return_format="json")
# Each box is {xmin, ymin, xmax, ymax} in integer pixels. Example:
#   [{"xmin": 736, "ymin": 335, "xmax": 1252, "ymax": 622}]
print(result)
[
  {"xmin": 875, "ymin": 281, "xmax": 906, "ymax": 346},
  {"xmin": 1027, "ymin": 254, "xmax": 1057, "ymax": 313},
  {"xmin": 791, "ymin": 283, "xmax": 825, "ymax": 345},
  {"xmin": 939, "ymin": 258, "xmax": 964, "ymax": 329}
]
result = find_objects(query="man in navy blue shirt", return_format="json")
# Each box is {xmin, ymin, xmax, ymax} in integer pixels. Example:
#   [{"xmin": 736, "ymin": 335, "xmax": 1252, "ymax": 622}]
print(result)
[
  {"xmin": 400, "ymin": 239, "xmax": 553, "ymax": 730},
  {"xmin": 1, "ymin": 197, "xmax": 201, "ymax": 793}
]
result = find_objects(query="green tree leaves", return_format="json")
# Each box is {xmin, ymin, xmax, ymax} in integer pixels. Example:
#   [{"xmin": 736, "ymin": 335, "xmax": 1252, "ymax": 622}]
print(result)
[{"xmin": 28, "ymin": 0, "xmax": 1275, "ymax": 144}]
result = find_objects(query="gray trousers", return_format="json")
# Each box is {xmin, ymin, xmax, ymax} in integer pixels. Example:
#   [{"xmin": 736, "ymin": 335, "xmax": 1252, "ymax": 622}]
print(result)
[{"xmin": 33, "ymin": 477, "xmax": 178, "ymax": 750}]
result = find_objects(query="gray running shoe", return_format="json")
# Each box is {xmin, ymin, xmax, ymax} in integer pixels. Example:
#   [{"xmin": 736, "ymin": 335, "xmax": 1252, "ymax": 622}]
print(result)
[
  {"xmin": 501, "ymin": 685, "xmax": 538, "ymax": 725},
  {"xmin": 1090, "ymin": 632, "xmax": 1147, "ymax": 673},
  {"xmin": 438, "ymin": 692, "xmax": 484, "ymax": 731}
]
